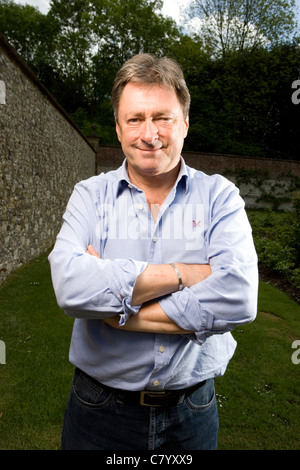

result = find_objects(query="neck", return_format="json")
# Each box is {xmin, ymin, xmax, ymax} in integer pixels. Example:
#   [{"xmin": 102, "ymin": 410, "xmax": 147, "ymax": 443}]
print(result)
[
  {"xmin": 127, "ymin": 162, "xmax": 181, "ymax": 222},
  {"xmin": 127, "ymin": 161, "xmax": 181, "ymax": 195}
]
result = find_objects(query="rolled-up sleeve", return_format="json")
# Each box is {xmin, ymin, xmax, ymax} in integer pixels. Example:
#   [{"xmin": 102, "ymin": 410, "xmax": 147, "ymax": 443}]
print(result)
[
  {"xmin": 48, "ymin": 179, "xmax": 147, "ymax": 319},
  {"xmin": 159, "ymin": 181, "xmax": 258, "ymax": 345}
]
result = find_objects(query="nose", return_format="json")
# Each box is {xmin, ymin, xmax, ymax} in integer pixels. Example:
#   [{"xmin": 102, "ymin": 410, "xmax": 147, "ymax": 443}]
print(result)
[{"xmin": 140, "ymin": 119, "xmax": 159, "ymax": 145}]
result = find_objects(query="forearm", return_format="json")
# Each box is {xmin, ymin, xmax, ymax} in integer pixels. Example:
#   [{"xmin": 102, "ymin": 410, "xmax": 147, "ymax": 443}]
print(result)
[
  {"xmin": 86, "ymin": 244, "xmax": 212, "ymax": 307},
  {"xmin": 49, "ymin": 238, "xmax": 147, "ymax": 318},
  {"xmin": 159, "ymin": 259, "xmax": 258, "ymax": 344},
  {"xmin": 132, "ymin": 262, "xmax": 212, "ymax": 305},
  {"xmin": 104, "ymin": 300, "xmax": 193, "ymax": 334},
  {"xmin": 131, "ymin": 264, "xmax": 179, "ymax": 306},
  {"xmin": 85, "ymin": 245, "xmax": 212, "ymax": 331}
]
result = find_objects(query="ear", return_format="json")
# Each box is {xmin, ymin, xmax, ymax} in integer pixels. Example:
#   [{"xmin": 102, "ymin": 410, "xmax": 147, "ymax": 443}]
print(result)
[
  {"xmin": 116, "ymin": 122, "xmax": 121, "ymax": 142},
  {"xmin": 183, "ymin": 115, "xmax": 189, "ymax": 138}
]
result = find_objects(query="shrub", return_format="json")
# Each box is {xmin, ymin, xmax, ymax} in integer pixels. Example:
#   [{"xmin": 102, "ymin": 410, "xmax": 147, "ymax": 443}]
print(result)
[{"xmin": 247, "ymin": 207, "xmax": 300, "ymax": 289}]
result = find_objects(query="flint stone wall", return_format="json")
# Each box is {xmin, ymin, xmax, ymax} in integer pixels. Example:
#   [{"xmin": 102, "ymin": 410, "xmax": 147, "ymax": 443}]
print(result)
[{"xmin": 0, "ymin": 35, "xmax": 95, "ymax": 284}]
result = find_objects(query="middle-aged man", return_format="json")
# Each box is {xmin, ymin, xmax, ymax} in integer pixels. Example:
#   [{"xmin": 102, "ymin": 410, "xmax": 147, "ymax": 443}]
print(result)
[{"xmin": 49, "ymin": 53, "xmax": 258, "ymax": 450}]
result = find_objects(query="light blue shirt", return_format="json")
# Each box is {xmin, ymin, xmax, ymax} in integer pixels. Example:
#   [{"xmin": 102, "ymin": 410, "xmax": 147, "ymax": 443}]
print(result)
[{"xmin": 49, "ymin": 157, "xmax": 258, "ymax": 391}]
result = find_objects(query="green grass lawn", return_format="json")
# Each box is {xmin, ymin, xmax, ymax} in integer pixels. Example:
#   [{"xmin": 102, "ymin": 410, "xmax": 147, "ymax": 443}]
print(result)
[
  {"xmin": 216, "ymin": 282, "xmax": 300, "ymax": 450},
  {"xmin": 0, "ymin": 251, "xmax": 299, "ymax": 450},
  {"xmin": 0, "ymin": 252, "xmax": 74, "ymax": 450}
]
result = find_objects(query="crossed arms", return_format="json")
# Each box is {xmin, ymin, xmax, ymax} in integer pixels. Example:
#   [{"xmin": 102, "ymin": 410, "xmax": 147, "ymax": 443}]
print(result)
[
  {"xmin": 86, "ymin": 244, "xmax": 212, "ymax": 334},
  {"xmin": 48, "ymin": 177, "xmax": 258, "ymax": 342}
]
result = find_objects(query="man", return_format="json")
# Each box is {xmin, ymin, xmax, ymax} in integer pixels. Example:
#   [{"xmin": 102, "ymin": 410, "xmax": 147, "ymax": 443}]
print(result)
[{"xmin": 49, "ymin": 54, "xmax": 258, "ymax": 450}]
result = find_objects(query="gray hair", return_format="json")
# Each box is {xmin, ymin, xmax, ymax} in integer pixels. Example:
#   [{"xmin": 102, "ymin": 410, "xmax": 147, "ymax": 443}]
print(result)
[{"xmin": 112, "ymin": 54, "xmax": 190, "ymax": 122}]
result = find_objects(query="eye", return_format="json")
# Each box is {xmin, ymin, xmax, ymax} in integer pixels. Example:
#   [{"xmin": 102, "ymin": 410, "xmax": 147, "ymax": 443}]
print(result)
[
  {"xmin": 155, "ymin": 116, "xmax": 174, "ymax": 125},
  {"xmin": 128, "ymin": 118, "xmax": 140, "ymax": 124}
]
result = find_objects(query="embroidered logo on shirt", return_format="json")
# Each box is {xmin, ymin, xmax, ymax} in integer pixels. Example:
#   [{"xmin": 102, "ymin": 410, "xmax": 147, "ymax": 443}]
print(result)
[{"xmin": 193, "ymin": 220, "xmax": 201, "ymax": 228}]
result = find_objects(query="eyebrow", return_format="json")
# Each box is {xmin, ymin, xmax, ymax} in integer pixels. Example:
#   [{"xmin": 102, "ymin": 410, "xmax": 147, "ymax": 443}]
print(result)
[{"xmin": 125, "ymin": 111, "xmax": 175, "ymax": 119}]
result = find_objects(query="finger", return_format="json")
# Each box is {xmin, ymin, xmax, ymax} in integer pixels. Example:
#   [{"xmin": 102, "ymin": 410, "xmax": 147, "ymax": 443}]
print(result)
[{"xmin": 87, "ymin": 244, "xmax": 100, "ymax": 258}]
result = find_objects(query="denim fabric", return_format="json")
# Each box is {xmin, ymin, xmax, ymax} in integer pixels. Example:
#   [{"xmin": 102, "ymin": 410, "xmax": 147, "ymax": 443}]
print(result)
[{"xmin": 61, "ymin": 369, "xmax": 219, "ymax": 450}]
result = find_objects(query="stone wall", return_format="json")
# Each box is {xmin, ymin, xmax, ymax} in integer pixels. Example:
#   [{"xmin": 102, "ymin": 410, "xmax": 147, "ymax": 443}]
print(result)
[
  {"xmin": 95, "ymin": 144, "xmax": 300, "ymax": 179},
  {"xmin": 0, "ymin": 35, "xmax": 96, "ymax": 284},
  {"xmin": 94, "ymin": 144, "xmax": 299, "ymax": 210}
]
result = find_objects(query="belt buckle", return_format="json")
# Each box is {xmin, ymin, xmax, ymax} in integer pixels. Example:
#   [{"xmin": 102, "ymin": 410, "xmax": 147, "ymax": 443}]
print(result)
[{"xmin": 140, "ymin": 390, "xmax": 166, "ymax": 407}]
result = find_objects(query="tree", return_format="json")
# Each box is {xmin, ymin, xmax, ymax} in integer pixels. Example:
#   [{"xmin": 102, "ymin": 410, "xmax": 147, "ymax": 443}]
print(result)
[
  {"xmin": 89, "ymin": 0, "xmax": 181, "ymax": 124},
  {"xmin": 0, "ymin": 0, "xmax": 182, "ymax": 141},
  {"xmin": 0, "ymin": 0, "xmax": 58, "ymax": 67},
  {"xmin": 47, "ymin": 0, "xmax": 99, "ymax": 112},
  {"xmin": 2, "ymin": 0, "xmax": 299, "ymax": 156},
  {"xmin": 187, "ymin": 0, "xmax": 297, "ymax": 58}
]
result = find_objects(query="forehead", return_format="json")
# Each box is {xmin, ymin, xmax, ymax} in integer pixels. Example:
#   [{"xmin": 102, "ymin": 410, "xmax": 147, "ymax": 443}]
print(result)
[{"xmin": 118, "ymin": 82, "xmax": 183, "ymax": 116}]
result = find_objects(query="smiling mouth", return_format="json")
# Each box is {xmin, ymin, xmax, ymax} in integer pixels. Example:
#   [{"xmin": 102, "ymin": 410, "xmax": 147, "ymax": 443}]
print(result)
[
  {"xmin": 136, "ymin": 144, "xmax": 164, "ymax": 153},
  {"xmin": 138, "ymin": 147, "xmax": 161, "ymax": 152},
  {"xmin": 134, "ymin": 139, "xmax": 164, "ymax": 152}
]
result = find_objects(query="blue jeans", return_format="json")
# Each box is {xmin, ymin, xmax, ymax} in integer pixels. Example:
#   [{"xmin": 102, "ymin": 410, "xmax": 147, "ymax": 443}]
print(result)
[{"xmin": 61, "ymin": 369, "xmax": 219, "ymax": 450}]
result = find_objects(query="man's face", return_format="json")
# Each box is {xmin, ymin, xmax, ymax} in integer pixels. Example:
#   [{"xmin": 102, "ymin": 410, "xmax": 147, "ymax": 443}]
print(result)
[{"xmin": 116, "ymin": 82, "xmax": 189, "ymax": 180}]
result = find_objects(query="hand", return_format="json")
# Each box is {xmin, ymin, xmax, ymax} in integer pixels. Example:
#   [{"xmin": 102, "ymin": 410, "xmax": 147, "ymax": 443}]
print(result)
[{"xmin": 87, "ymin": 244, "xmax": 100, "ymax": 258}]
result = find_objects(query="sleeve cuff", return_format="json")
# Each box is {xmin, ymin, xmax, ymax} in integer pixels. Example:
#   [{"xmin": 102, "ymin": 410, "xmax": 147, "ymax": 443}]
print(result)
[
  {"xmin": 158, "ymin": 289, "xmax": 214, "ymax": 343},
  {"xmin": 118, "ymin": 296, "xmax": 141, "ymax": 326},
  {"xmin": 110, "ymin": 258, "xmax": 147, "ymax": 325}
]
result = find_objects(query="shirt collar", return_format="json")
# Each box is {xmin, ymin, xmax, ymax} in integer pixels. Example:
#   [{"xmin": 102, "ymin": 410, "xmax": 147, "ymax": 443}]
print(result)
[{"xmin": 115, "ymin": 156, "xmax": 189, "ymax": 198}]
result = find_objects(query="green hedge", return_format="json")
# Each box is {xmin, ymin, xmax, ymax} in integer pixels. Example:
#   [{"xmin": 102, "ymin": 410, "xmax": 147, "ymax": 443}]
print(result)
[{"xmin": 247, "ymin": 195, "xmax": 300, "ymax": 289}]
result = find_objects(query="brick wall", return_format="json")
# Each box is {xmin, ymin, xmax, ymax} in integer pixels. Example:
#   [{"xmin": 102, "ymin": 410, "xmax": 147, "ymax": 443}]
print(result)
[
  {"xmin": 94, "ymin": 144, "xmax": 299, "ymax": 178},
  {"xmin": 0, "ymin": 35, "xmax": 96, "ymax": 284},
  {"xmin": 93, "ymin": 143, "xmax": 299, "ymax": 210},
  {"xmin": 182, "ymin": 151, "xmax": 300, "ymax": 178}
]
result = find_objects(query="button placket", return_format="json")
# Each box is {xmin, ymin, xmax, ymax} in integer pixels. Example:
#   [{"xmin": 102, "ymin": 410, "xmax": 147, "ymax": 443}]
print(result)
[
  {"xmin": 129, "ymin": 190, "xmax": 151, "ymax": 241},
  {"xmin": 149, "ymin": 336, "xmax": 171, "ymax": 390}
]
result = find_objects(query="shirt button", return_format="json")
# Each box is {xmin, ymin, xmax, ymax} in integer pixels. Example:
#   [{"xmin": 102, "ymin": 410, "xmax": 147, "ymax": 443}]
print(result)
[
  {"xmin": 153, "ymin": 236, "xmax": 157, "ymax": 242},
  {"xmin": 159, "ymin": 346, "xmax": 165, "ymax": 353},
  {"xmin": 153, "ymin": 380, "xmax": 160, "ymax": 387},
  {"xmin": 128, "ymin": 183, "xmax": 133, "ymax": 189},
  {"xmin": 137, "ymin": 204, "xmax": 144, "ymax": 210}
]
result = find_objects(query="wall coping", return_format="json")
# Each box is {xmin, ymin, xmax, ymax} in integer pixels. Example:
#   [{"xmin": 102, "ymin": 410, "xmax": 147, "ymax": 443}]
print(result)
[
  {"xmin": 0, "ymin": 33, "xmax": 95, "ymax": 153},
  {"xmin": 96, "ymin": 144, "xmax": 299, "ymax": 165},
  {"xmin": 182, "ymin": 149, "xmax": 299, "ymax": 165}
]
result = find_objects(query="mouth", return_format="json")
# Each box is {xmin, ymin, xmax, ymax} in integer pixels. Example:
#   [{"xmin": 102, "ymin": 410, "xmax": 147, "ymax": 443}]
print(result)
[
  {"xmin": 138, "ymin": 148, "xmax": 161, "ymax": 153},
  {"xmin": 135, "ymin": 144, "xmax": 164, "ymax": 154}
]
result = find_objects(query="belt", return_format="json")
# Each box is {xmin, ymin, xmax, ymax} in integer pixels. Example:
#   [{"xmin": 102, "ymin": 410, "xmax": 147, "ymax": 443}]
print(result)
[{"xmin": 77, "ymin": 369, "xmax": 206, "ymax": 407}]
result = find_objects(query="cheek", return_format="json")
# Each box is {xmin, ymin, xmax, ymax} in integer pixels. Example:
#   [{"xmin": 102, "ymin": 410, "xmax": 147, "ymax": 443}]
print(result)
[
  {"xmin": 118, "ymin": 129, "xmax": 137, "ymax": 145},
  {"xmin": 167, "ymin": 128, "xmax": 186, "ymax": 145}
]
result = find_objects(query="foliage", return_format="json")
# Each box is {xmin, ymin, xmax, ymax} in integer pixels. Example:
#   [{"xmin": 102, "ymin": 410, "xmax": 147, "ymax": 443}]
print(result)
[
  {"xmin": 183, "ymin": 45, "xmax": 300, "ymax": 159},
  {"xmin": 225, "ymin": 168, "xmax": 300, "ymax": 210},
  {"xmin": 46, "ymin": 0, "xmax": 180, "ymax": 113},
  {"xmin": 0, "ymin": 0, "xmax": 58, "ymax": 69},
  {"xmin": 187, "ymin": 0, "xmax": 297, "ymax": 57},
  {"xmin": 0, "ymin": 0, "xmax": 300, "ymax": 158},
  {"xmin": 247, "ymin": 204, "xmax": 300, "ymax": 289}
]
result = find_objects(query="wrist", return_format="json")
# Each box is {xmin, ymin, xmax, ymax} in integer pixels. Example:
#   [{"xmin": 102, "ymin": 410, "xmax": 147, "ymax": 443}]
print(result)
[{"xmin": 170, "ymin": 263, "xmax": 184, "ymax": 291}]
